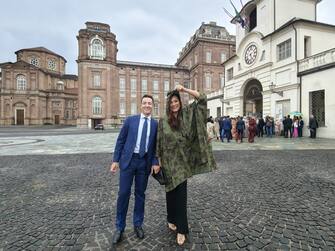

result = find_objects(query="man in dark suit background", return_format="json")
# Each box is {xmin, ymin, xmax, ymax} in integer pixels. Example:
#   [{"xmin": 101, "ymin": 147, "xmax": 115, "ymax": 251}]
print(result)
[
  {"xmin": 308, "ymin": 114, "xmax": 319, "ymax": 138},
  {"xmin": 110, "ymin": 94, "xmax": 160, "ymax": 244}
]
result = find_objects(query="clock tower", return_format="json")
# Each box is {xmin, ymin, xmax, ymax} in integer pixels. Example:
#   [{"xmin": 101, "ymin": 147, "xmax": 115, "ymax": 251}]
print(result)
[{"xmin": 77, "ymin": 22, "xmax": 119, "ymax": 128}]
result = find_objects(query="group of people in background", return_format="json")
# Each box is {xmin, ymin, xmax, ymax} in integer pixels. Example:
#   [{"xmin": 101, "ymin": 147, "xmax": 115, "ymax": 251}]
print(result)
[{"xmin": 206, "ymin": 114, "xmax": 319, "ymax": 143}]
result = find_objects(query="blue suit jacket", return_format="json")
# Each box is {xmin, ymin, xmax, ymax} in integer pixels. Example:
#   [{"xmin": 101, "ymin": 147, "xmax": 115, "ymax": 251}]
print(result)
[{"xmin": 112, "ymin": 115, "xmax": 159, "ymax": 172}]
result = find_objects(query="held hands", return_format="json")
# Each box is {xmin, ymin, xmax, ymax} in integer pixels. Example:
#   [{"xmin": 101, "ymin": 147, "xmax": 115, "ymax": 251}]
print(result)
[
  {"xmin": 110, "ymin": 162, "xmax": 119, "ymax": 174},
  {"xmin": 151, "ymin": 165, "xmax": 161, "ymax": 175}
]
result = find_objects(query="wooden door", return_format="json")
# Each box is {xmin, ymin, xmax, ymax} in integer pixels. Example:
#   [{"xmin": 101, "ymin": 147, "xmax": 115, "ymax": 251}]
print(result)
[
  {"xmin": 16, "ymin": 109, "xmax": 24, "ymax": 125},
  {"xmin": 55, "ymin": 115, "xmax": 60, "ymax": 125}
]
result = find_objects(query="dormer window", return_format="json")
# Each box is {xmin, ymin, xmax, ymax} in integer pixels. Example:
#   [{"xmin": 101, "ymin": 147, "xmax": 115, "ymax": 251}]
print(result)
[{"xmin": 89, "ymin": 36, "xmax": 105, "ymax": 60}]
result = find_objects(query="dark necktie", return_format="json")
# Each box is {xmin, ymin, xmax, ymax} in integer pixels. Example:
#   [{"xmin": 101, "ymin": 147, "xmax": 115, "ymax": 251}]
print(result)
[{"xmin": 139, "ymin": 117, "xmax": 148, "ymax": 157}]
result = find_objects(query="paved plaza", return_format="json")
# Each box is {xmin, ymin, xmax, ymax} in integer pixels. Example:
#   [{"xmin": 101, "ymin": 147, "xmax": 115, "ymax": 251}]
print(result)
[{"xmin": 1, "ymin": 128, "xmax": 335, "ymax": 250}]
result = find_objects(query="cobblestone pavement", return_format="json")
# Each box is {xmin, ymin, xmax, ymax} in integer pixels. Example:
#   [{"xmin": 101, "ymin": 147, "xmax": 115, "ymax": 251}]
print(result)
[
  {"xmin": 0, "ymin": 132, "xmax": 335, "ymax": 156},
  {"xmin": 1, "ymin": 151, "xmax": 335, "ymax": 250}
]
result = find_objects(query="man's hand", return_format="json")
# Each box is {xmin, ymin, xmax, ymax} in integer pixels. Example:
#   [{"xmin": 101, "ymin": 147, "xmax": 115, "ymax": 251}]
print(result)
[
  {"xmin": 110, "ymin": 162, "xmax": 119, "ymax": 174},
  {"xmin": 151, "ymin": 165, "xmax": 160, "ymax": 175}
]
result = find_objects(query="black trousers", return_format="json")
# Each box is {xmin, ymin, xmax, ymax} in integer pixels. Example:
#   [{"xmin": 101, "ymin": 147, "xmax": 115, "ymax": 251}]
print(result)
[
  {"xmin": 166, "ymin": 180, "xmax": 189, "ymax": 234},
  {"xmin": 310, "ymin": 128, "xmax": 317, "ymax": 138}
]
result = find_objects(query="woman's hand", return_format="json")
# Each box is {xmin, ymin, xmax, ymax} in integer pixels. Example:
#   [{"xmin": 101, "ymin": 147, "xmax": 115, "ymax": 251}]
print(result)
[
  {"xmin": 175, "ymin": 84, "xmax": 185, "ymax": 92},
  {"xmin": 175, "ymin": 85, "xmax": 200, "ymax": 99}
]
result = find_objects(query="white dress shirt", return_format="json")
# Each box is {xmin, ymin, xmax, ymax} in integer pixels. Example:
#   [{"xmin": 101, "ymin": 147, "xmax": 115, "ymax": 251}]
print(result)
[{"xmin": 134, "ymin": 113, "xmax": 151, "ymax": 153}]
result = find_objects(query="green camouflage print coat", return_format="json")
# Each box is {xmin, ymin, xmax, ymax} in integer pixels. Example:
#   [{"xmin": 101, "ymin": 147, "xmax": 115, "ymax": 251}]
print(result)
[{"xmin": 156, "ymin": 93, "xmax": 217, "ymax": 192}]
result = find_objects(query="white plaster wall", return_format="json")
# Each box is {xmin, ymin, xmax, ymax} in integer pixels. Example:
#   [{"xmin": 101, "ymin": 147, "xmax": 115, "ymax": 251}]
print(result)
[
  {"xmin": 276, "ymin": 0, "xmax": 316, "ymax": 29},
  {"xmin": 297, "ymin": 25, "xmax": 335, "ymax": 60},
  {"xmin": 207, "ymin": 98, "xmax": 222, "ymax": 118},
  {"xmin": 301, "ymin": 68, "xmax": 335, "ymax": 138}
]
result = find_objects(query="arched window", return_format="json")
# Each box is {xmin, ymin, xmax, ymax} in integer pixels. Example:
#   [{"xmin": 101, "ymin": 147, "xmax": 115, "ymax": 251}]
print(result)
[
  {"xmin": 90, "ymin": 37, "xmax": 104, "ymax": 60},
  {"xmin": 16, "ymin": 75, "xmax": 27, "ymax": 90},
  {"xmin": 92, "ymin": 96, "xmax": 102, "ymax": 114}
]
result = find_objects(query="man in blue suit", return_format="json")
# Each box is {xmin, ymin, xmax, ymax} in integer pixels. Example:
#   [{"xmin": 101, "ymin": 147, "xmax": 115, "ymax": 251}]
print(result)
[{"xmin": 110, "ymin": 94, "xmax": 160, "ymax": 244}]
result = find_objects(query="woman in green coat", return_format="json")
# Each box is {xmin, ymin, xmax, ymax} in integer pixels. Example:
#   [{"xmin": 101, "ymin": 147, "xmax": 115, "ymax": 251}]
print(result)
[{"xmin": 156, "ymin": 85, "xmax": 217, "ymax": 245}]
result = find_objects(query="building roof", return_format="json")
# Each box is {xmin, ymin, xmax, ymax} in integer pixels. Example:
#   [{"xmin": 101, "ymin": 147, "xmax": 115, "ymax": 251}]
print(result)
[
  {"xmin": 15, "ymin": 47, "xmax": 67, "ymax": 62},
  {"xmin": 62, "ymin": 74, "xmax": 78, "ymax": 80},
  {"xmin": 176, "ymin": 22, "xmax": 235, "ymax": 64},
  {"xmin": 262, "ymin": 18, "xmax": 335, "ymax": 40},
  {"xmin": 231, "ymin": 0, "xmax": 322, "ymax": 23},
  {"xmin": 117, "ymin": 60, "xmax": 188, "ymax": 71},
  {"xmin": 0, "ymin": 60, "xmax": 39, "ymax": 69},
  {"xmin": 222, "ymin": 17, "xmax": 334, "ymax": 66},
  {"xmin": 0, "ymin": 60, "xmax": 78, "ymax": 80}
]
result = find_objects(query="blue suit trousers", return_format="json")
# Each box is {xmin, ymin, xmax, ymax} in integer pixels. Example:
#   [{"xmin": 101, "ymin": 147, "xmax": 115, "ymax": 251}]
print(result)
[{"xmin": 116, "ymin": 154, "xmax": 149, "ymax": 231}]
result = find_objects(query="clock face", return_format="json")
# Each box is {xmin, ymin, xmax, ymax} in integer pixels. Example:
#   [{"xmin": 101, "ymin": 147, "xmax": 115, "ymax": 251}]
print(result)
[{"xmin": 245, "ymin": 44, "xmax": 257, "ymax": 65}]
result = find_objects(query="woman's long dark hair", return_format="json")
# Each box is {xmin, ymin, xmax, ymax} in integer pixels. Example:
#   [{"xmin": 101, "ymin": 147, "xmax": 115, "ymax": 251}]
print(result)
[{"xmin": 166, "ymin": 90, "xmax": 182, "ymax": 130}]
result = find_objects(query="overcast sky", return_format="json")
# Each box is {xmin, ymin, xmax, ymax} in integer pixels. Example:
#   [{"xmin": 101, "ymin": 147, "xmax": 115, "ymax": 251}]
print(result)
[{"xmin": 1, "ymin": 0, "xmax": 334, "ymax": 75}]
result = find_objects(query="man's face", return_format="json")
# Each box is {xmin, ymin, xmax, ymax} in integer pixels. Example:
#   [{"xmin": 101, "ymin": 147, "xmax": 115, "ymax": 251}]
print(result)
[{"xmin": 141, "ymin": 97, "xmax": 153, "ymax": 116}]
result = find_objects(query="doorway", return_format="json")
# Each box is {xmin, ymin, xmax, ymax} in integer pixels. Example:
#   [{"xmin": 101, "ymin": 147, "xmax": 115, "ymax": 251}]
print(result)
[
  {"xmin": 16, "ymin": 109, "xmax": 24, "ymax": 125},
  {"xmin": 92, "ymin": 119, "xmax": 102, "ymax": 129},
  {"xmin": 55, "ymin": 115, "xmax": 60, "ymax": 125},
  {"xmin": 243, "ymin": 79, "xmax": 263, "ymax": 117}
]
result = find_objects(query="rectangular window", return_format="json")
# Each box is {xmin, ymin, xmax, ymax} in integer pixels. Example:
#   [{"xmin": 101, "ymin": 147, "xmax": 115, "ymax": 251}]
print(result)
[
  {"xmin": 220, "ymin": 74, "xmax": 225, "ymax": 88},
  {"xmin": 93, "ymin": 73, "xmax": 101, "ymax": 87},
  {"xmin": 205, "ymin": 75, "xmax": 212, "ymax": 90},
  {"xmin": 194, "ymin": 54, "xmax": 198, "ymax": 64},
  {"xmin": 131, "ymin": 78, "xmax": 137, "ymax": 97},
  {"xmin": 221, "ymin": 53, "xmax": 226, "ymax": 63},
  {"xmin": 119, "ymin": 77, "xmax": 125, "ymax": 97},
  {"xmin": 217, "ymin": 107, "xmax": 221, "ymax": 118},
  {"xmin": 164, "ymin": 80, "xmax": 170, "ymax": 96},
  {"xmin": 189, "ymin": 59, "xmax": 192, "ymax": 68},
  {"xmin": 249, "ymin": 7, "xmax": 257, "ymax": 32},
  {"xmin": 119, "ymin": 100, "xmax": 125, "ymax": 114},
  {"xmin": 310, "ymin": 90, "xmax": 325, "ymax": 127},
  {"xmin": 153, "ymin": 80, "xmax": 159, "ymax": 91},
  {"xmin": 153, "ymin": 80, "xmax": 159, "ymax": 99},
  {"xmin": 304, "ymin": 36, "xmax": 311, "ymax": 58},
  {"xmin": 227, "ymin": 68, "xmax": 234, "ymax": 81},
  {"xmin": 141, "ymin": 79, "xmax": 147, "ymax": 94},
  {"xmin": 277, "ymin": 39, "xmax": 292, "ymax": 61},
  {"xmin": 131, "ymin": 102, "xmax": 137, "ymax": 115},
  {"xmin": 206, "ymin": 52, "xmax": 212, "ymax": 63},
  {"xmin": 154, "ymin": 102, "xmax": 159, "ymax": 116}
]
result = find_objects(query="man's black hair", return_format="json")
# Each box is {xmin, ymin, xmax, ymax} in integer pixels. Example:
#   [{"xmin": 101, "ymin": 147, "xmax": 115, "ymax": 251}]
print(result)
[{"xmin": 141, "ymin": 94, "xmax": 154, "ymax": 103}]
